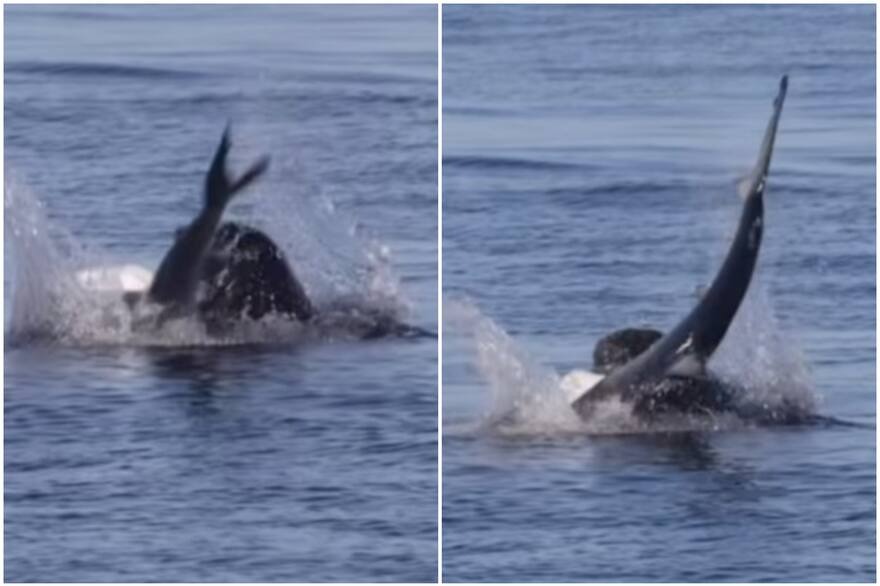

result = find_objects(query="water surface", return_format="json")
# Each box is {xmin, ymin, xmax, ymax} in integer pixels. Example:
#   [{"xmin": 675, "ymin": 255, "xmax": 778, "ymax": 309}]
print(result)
[
  {"xmin": 443, "ymin": 5, "xmax": 874, "ymax": 582},
  {"xmin": 6, "ymin": 5, "xmax": 437, "ymax": 582}
]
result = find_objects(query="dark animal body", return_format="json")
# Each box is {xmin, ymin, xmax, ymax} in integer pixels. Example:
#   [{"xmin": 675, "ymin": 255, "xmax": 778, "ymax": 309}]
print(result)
[
  {"xmin": 198, "ymin": 222, "xmax": 314, "ymax": 331},
  {"xmin": 148, "ymin": 127, "xmax": 269, "ymax": 311},
  {"xmin": 196, "ymin": 221, "xmax": 432, "ymax": 339},
  {"xmin": 591, "ymin": 327, "xmax": 736, "ymax": 419},
  {"xmin": 138, "ymin": 127, "xmax": 431, "ymax": 340},
  {"xmin": 571, "ymin": 76, "xmax": 789, "ymax": 421}
]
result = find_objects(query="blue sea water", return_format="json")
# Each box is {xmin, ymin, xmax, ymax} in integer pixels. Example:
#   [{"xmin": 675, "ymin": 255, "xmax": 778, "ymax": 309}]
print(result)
[
  {"xmin": 442, "ymin": 5, "xmax": 875, "ymax": 582},
  {"xmin": 5, "ymin": 5, "xmax": 437, "ymax": 582}
]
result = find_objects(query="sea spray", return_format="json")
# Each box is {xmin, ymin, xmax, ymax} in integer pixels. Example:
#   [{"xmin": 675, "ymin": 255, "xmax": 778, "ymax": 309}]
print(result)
[
  {"xmin": 5, "ymin": 175, "xmax": 94, "ymax": 342},
  {"xmin": 233, "ymin": 149, "xmax": 411, "ymax": 321},
  {"xmin": 712, "ymin": 274, "xmax": 818, "ymax": 419},
  {"xmin": 446, "ymin": 287, "xmax": 817, "ymax": 436},
  {"xmin": 445, "ymin": 298, "xmax": 585, "ymax": 434},
  {"xmin": 5, "ymin": 169, "xmax": 411, "ymax": 347}
]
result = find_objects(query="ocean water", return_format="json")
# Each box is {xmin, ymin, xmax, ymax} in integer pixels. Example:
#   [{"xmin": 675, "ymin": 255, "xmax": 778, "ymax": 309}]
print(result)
[
  {"xmin": 442, "ymin": 5, "xmax": 875, "ymax": 582},
  {"xmin": 5, "ymin": 5, "xmax": 437, "ymax": 582}
]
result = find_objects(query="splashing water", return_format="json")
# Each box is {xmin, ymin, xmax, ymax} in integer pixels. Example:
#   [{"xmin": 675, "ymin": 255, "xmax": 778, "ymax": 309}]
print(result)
[
  {"xmin": 235, "ymin": 149, "xmax": 410, "ymax": 320},
  {"xmin": 4, "ymin": 168, "xmax": 410, "ymax": 347},
  {"xmin": 712, "ymin": 274, "xmax": 818, "ymax": 419},
  {"xmin": 4, "ymin": 174, "xmax": 104, "ymax": 343},
  {"xmin": 445, "ymin": 299, "xmax": 585, "ymax": 436},
  {"xmin": 446, "ymin": 284, "xmax": 817, "ymax": 437}
]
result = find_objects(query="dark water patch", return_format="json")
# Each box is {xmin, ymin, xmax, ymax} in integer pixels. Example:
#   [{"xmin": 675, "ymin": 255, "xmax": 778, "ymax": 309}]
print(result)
[
  {"xmin": 6, "ymin": 60, "xmax": 203, "ymax": 82},
  {"xmin": 544, "ymin": 180, "xmax": 696, "ymax": 204},
  {"xmin": 443, "ymin": 105, "xmax": 520, "ymax": 118},
  {"xmin": 298, "ymin": 68, "xmax": 436, "ymax": 88},
  {"xmin": 444, "ymin": 154, "xmax": 591, "ymax": 173},
  {"xmin": 7, "ymin": 5, "xmax": 184, "ymax": 23}
]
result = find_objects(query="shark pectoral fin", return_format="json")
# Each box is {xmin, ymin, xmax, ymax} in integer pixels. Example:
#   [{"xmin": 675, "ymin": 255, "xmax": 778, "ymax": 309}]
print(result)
[
  {"xmin": 742, "ymin": 74, "xmax": 788, "ymax": 199},
  {"xmin": 666, "ymin": 353, "xmax": 706, "ymax": 379}
]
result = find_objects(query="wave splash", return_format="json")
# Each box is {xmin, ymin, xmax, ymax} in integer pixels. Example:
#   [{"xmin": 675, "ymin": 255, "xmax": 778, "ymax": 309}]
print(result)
[
  {"xmin": 4, "ymin": 171, "xmax": 411, "ymax": 347},
  {"xmin": 445, "ymin": 290, "xmax": 817, "ymax": 437}
]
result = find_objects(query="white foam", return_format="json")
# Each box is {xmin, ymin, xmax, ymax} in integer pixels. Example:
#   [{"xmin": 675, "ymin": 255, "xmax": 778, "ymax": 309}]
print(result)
[
  {"xmin": 559, "ymin": 369, "xmax": 605, "ymax": 405},
  {"xmin": 76, "ymin": 264, "xmax": 153, "ymax": 293}
]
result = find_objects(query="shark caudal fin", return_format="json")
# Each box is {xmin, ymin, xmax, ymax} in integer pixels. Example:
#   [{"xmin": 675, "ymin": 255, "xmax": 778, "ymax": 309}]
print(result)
[
  {"xmin": 146, "ymin": 127, "xmax": 270, "ymax": 309},
  {"xmin": 205, "ymin": 125, "xmax": 271, "ymax": 210}
]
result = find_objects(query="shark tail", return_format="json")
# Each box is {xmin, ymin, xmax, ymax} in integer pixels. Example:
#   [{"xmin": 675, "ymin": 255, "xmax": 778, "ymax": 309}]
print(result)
[{"xmin": 205, "ymin": 125, "xmax": 270, "ymax": 210}]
